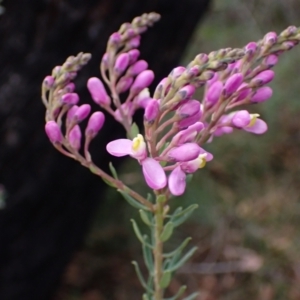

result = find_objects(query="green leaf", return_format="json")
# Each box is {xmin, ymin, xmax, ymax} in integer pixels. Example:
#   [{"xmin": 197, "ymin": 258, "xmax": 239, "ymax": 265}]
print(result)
[
  {"xmin": 163, "ymin": 237, "xmax": 192, "ymax": 258},
  {"xmin": 142, "ymin": 235, "xmax": 154, "ymax": 274},
  {"xmin": 132, "ymin": 261, "xmax": 154, "ymax": 294},
  {"xmin": 131, "ymin": 219, "xmax": 153, "ymax": 248},
  {"xmin": 130, "ymin": 122, "xmax": 140, "ymax": 137},
  {"xmin": 172, "ymin": 204, "xmax": 198, "ymax": 227},
  {"xmin": 109, "ymin": 162, "xmax": 118, "ymax": 179},
  {"xmin": 159, "ymin": 270, "xmax": 171, "ymax": 288},
  {"xmin": 165, "ymin": 285, "xmax": 187, "ymax": 300},
  {"xmin": 142, "ymin": 294, "xmax": 150, "ymax": 300},
  {"xmin": 147, "ymin": 193, "xmax": 153, "ymax": 203},
  {"xmin": 160, "ymin": 222, "xmax": 174, "ymax": 242},
  {"xmin": 101, "ymin": 177, "xmax": 116, "ymax": 187},
  {"xmin": 139, "ymin": 210, "xmax": 152, "ymax": 226},
  {"xmin": 167, "ymin": 207, "xmax": 182, "ymax": 219},
  {"xmin": 182, "ymin": 292, "xmax": 199, "ymax": 300},
  {"xmin": 166, "ymin": 247, "xmax": 198, "ymax": 273},
  {"xmin": 118, "ymin": 190, "xmax": 149, "ymax": 210}
]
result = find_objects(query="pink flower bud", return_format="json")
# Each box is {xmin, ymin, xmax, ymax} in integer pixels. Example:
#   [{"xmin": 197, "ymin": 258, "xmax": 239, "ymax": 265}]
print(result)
[
  {"xmin": 45, "ymin": 121, "xmax": 63, "ymax": 143},
  {"xmin": 177, "ymin": 85, "xmax": 195, "ymax": 100},
  {"xmin": 251, "ymin": 86, "xmax": 273, "ymax": 103},
  {"xmin": 130, "ymin": 70, "xmax": 154, "ymax": 94},
  {"xmin": 61, "ymin": 93, "xmax": 79, "ymax": 105},
  {"xmin": 127, "ymin": 60, "xmax": 148, "ymax": 76},
  {"xmin": 231, "ymin": 110, "xmax": 251, "ymax": 128},
  {"xmin": 68, "ymin": 125, "xmax": 82, "ymax": 150},
  {"xmin": 224, "ymin": 73, "xmax": 244, "ymax": 96},
  {"xmin": 128, "ymin": 49, "xmax": 140, "ymax": 64},
  {"xmin": 170, "ymin": 66, "xmax": 186, "ymax": 79},
  {"xmin": 85, "ymin": 112, "xmax": 105, "ymax": 138},
  {"xmin": 206, "ymin": 72, "xmax": 219, "ymax": 88},
  {"xmin": 177, "ymin": 100, "xmax": 200, "ymax": 119},
  {"xmin": 205, "ymin": 81, "xmax": 223, "ymax": 107},
  {"xmin": 87, "ymin": 77, "xmax": 111, "ymax": 106},
  {"xmin": 74, "ymin": 104, "xmax": 91, "ymax": 122},
  {"xmin": 43, "ymin": 76, "xmax": 55, "ymax": 89},
  {"xmin": 114, "ymin": 103, "xmax": 134, "ymax": 123},
  {"xmin": 245, "ymin": 42, "xmax": 257, "ymax": 53},
  {"xmin": 116, "ymin": 76, "xmax": 134, "ymax": 93},
  {"xmin": 127, "ymin": 36, "xmax": 140, "ymax": 48},
  {"xmin": 66, "ymin": 105, "xmax": 79, "ymax": 125},
  {"xmin": 109, "ymin": 32, "xmax": 122, "ymax": 45},
  {"xmin": 263, "ymin": 54, "xmax": 278, "ymax": 68},
  {"xmin": 252, "ymin": 70, "xmax": 274, "ymax": 86},
  {"xmin": 154, "ymin": 77, "xmax": 170, "ymax": 98},
  {"xmin": 114, "ymin": 53, "xmax": 129, "ymax": 74},
  {"xmin": 195, "ymin": 53, "xmax": 208, "ymax": 64},
  {"xmin": 144, "ymin": 99, "xmax": 159, "ymax": 123},
  {"xmin": 264, "ymin": 32, "xmax": 277, "ymax": 44},
  {"xmin": 171, "ymin": 122, "xmax": 204, "ymax": 145},
  {"xmin": 236, "ymin": 83, "xmax": 251, "ymax": 102},
  {"xmin": 178, "ymin": 111, "xmax": 202, "ymax": 129},
  {"xmin": 101, "ymin": 53, "xmax": 108, "ymax": 67},
  {"xmin": 167, "ymin": 143, "xmax": 201, "ymax": 162},
  {"xmin": 65, "ymin": 82, "xmax": 76, "ymax": 93},
  {"xmin": 142, "ymin": 158, "xmax": 167, "ymax": 190},
  {"xmin": 168, "ymin": 166, "xmax": 186, "ymax": 196}
]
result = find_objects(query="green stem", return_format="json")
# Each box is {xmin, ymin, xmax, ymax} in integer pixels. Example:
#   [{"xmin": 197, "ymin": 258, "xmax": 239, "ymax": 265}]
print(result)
[{"xmin": 153, "ymin": 198, "xmax": 165, "ymax": 300}]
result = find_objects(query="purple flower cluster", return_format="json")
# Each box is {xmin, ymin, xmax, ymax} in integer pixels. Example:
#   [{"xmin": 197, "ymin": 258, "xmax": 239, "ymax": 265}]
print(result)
[{"xmin": 42, "ymin": 19, "xmax": 300, "ymax": 197}]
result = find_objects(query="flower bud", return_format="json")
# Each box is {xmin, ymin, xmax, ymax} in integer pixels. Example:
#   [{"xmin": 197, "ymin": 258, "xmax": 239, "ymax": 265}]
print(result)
[
  {"xmin": 236, "ymin": 83, "xmax": 251, "ymax": 102},
  {"xmin": 231, "ymin": 110, "xmax": 251, "ymax": 128},
  {"xmin": 127, "ymin": 36, "xmax": 140, "ymax": 48},
  {"xmin": 168, "ymin": 166, "xmax": 186, "ymax": 196},
  {"xmin": 169, "ymin": 66, "xmax": 186, "ymax": 79},
  {"xmin": 264, "ymin": 32, "xmax": 277, "ymax": 45},
  {"xmin": 126, "ymin": 60, "xmax": 148, "ymax": 76},
  {"xmin": 134, "ymin": 88, "xmax": 152, "ymax": 108},
  {"xmin": 114, "ymin": 103, "xmax": 134, "ymax": 123},
  {"xmin": 245, "ymin": 41, "xmax": 257, "ymax": 53},
  {"xmin": 66, "ymin": 105, "xmax": 79, "ymax": 125},
  {"xmin": 43, "ymin": 76, "xmax": 55, "ymax": 89},
  {"xmin": 61, "ymin": 93, "xmax": 79, "ymax": 105},
  {"xmin": 74, "ymin": 104, "xmax": 91, "ymax": 122},
  {"xmin": 114, "ymin": 53, "xmax": 129, "ymax": 74},
  {"xmin": 251, "ymin": 86, "xmax": 273, "ymax": 103},
  {"xmin": 224, "ymin": 73, "xmax": 243, "ymax": 96},
  {"xmin": 171, "ymin": 122, "xmax": 204, "ymax": 145},
  {"xmin": 68, "ymin": 125, "xmax": 82, "ymax": 150},
  {"xmin": 176, "ymin": 100, "xmax": 200, "ymax": 119},
  {"xmin": 85, "ymin": 112, "xmax": 105, "ymax": 138},
  {"xmin": 45, "ymin": 121, "xmax": 63, "ymax": 143},
  {"xmin": 109, "ymin": 32, "xmax": 122, "ymax": 46},
  {"xmin": 116, "ymin": 76, "xmax": 134, "ymax": 93},
  {"xmin": 205, "ymin": 81, "xmax": 223, "ymax": 107},
  {"xmin": 251, "ymin": 70, "xmax": 274, "ymax": 86},
  {"xmin": 177, "ymin": 111, "xmax": 201, "ymax": 129},
  {"xmin": 87, "ymin": 77, "xmax": 111, "ymax": 106},
  {"xmin": 206, "ymin": 72, "xmax": 219, "ymax": 88},
  {"xmin": 263, "ymin": 54, "xmax": 278, "ymax": 68},
  {"xmin": 102, "ymin": 53, "xmax": 108, "ymax": 67},
  {"xmin": 128, "ymin": 49, "xmax": 140, "ymax": 64},
  {"xmin": 64, "ymin": 82, "xmax": 76, "ymax": 93},
  {"xmin": 130, "ymin": 70, "xmax": 154, "ymax": 94},
  {"xmin": 167, "ymin": 143, "xmax": 201, "ymax": 162},
  {"xmin": 144, "ymin": 99, "xmax": 159, "ymax": 123},
  {"xmin": 177, "ymin": 84, "xmax": 195, "ymax": 100}
]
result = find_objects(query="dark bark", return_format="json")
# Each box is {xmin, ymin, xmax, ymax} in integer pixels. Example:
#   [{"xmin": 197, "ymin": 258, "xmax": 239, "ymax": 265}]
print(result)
[{"xmin": 0, "ymin": 0, "xmax": 210, "ymax": 299}]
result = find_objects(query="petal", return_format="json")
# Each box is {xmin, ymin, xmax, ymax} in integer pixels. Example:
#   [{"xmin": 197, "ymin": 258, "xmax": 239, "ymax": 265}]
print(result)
[
  {"xmin": 106, "ymin": 139, "xmax": 132, "ymax": 157},
  {"xmin": 142, "ymin": 158, "xmax": 167, "ymax": 190},
  {"xmin": 168, "ymin": 143, "xmax": 201, "ymax": 162},
  {"xmin": 244, "ymin": 118, "xmax": 268, "ymax": 134},
  {"xmin": 168, "ymin": 166, "xmax": 186, "ymax": 196}
]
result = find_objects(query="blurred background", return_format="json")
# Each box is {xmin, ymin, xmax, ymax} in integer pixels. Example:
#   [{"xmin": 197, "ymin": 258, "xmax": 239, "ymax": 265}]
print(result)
[{"xmin": 1, "ymin": 0, "xmax": 300, "ymax": 300}]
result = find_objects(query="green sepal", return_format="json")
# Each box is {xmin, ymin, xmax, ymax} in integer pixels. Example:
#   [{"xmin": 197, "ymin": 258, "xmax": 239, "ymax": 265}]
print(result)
[
  {"xmin": 160, "ymin": 222, "xmax": 174, "ymax": 242},
  {"xmin": 171, "ymin": 204, "xmax": 198, "ymax": 227},
  {"xmin": 132, "ymin": 261, "xmax": 154, "ymax": 294},
  {"xmin": 165, "ymin": 285, "xmax": 187, "ymax": 300},
  {"xmin": 163, "ymin": 237, "xmax": 192, "ymax": 258},
  {"xmin": 157, "ymin": 194, "xmax": 167, "ymax": 204},
  {"xmin": 182, "ymin": 292, "xmax": 199, "ymax": 300},
  {"xmin": 166, "ymin": 207, "xmax": 182, "ymax": 219},
  {"xmin": 142, "ymin": 235, "xmax": 154, "ymax": 274},
  {"xmin": 118, "ymin": 190, "xmax": 149, "ymax": 210},
  {"xmin": 131, "ymin": 219, "xmax": 153, "ymax": 248},
  {"xmin": 108, "ymin": 162, "xmax": 118, "ymax": 179},
  {"xmin": 129, "ymin": 122, "xmax": 139, "ymax": 138},
  {"xmin": 139, "ymin": 210, "xmax": 153, "ymax": 226},
  {"xmin": 166, "ymin": 247, "xmax": 198, "ymax": 273},
  {"xmin": 159, "ymin": 270, "xmax": 171, "ymax": 288}
]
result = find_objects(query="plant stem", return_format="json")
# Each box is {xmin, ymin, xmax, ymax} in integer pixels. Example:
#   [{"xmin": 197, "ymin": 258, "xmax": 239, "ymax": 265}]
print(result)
[{"xmin": 153, "ymin": 198, "xmax": 165, "ymax": 300}]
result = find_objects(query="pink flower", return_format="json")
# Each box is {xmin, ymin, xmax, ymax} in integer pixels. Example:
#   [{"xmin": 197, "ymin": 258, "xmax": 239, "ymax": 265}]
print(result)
[
  {"xmin": 167, "ymin": 143, "xmax": 202, "ymax": 162},
  {"xmin": 168, "ymin": 166, "xmax": 186, "ymax": 196},
  {"xmin": 45, "ymin": 121, "xmax": 63, "ymax": 143},
  {"xmin": 87, "ymin": 77, "xmax": 111, "ymax": 106},
  {"xmin": 142, "ymin": 158, "xmax": 167, "ymax": 190}
]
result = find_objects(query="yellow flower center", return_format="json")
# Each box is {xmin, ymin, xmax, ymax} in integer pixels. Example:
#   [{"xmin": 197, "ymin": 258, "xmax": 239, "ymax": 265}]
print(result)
[
  {"xmin": 248, "ymin": 113, "xmax": 260, "ymax": 127},
  {"xmin": 132, "ymin": 134, "xmax": 144, "ymax": 151},
  {"xmin": 197, "ymin": 153, "xmax": 207, "ymax": 169}
]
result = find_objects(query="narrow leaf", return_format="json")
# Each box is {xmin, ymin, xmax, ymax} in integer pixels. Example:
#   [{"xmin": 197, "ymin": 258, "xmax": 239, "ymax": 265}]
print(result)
[
  {"xmin": 182, "ymin": 292, "xmax": 199, "ymax": 300},
  {"xmin": 160, "ymin": 222, "xmax": 174, "ymax": 242},
  {"xmin": 142, "ymin": 294, "xmax": 150, "ymax": 300},
  {"xmin": 118, "ymin": 190, "xmax": 149, "ymax": 210},
  {"xmin": 172, "ymin": 204, "xmax": 198, "ymax": 227},
  {"xmin": 163, "ymin": 237, "xmax": 192, "ymax": 258},
  {"xmin": 142, "ymin": 235, "xmax": 154, "ymax": 274},
  {"xmin": 167, "ymin": 247, "xmax": 198, "ymax": 273},
  {"xmin": 132, "ymin": 261, "xmax": 154, "ymax": 294},
  {"xmin": 147, "ymin": 193, "xmax": 153, "ymax": 203},
  {"xmin": 109, "ymin": 162, "xmax": 118, "ymax": 179},
  {"xmin": 101, "ymin": 177, "xmax": 116, "ymax": 187},
  {"xmin": 140, "ymin": 209, "xmax": 152, "ymax": 226},
  {"xmin": 157, "ymin": 194, "xmax": 167, "ymax": 204},
  {"xmin": 131, "ymin": 219, "xmax": 153, "ymax": 248},
  {"xmin": 159, "ymin": 270, "xmax": 171, "ymax": 288},
  {"xmin": 165, "ymin": 285, "xmax": 187, "ymax": 300}
]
